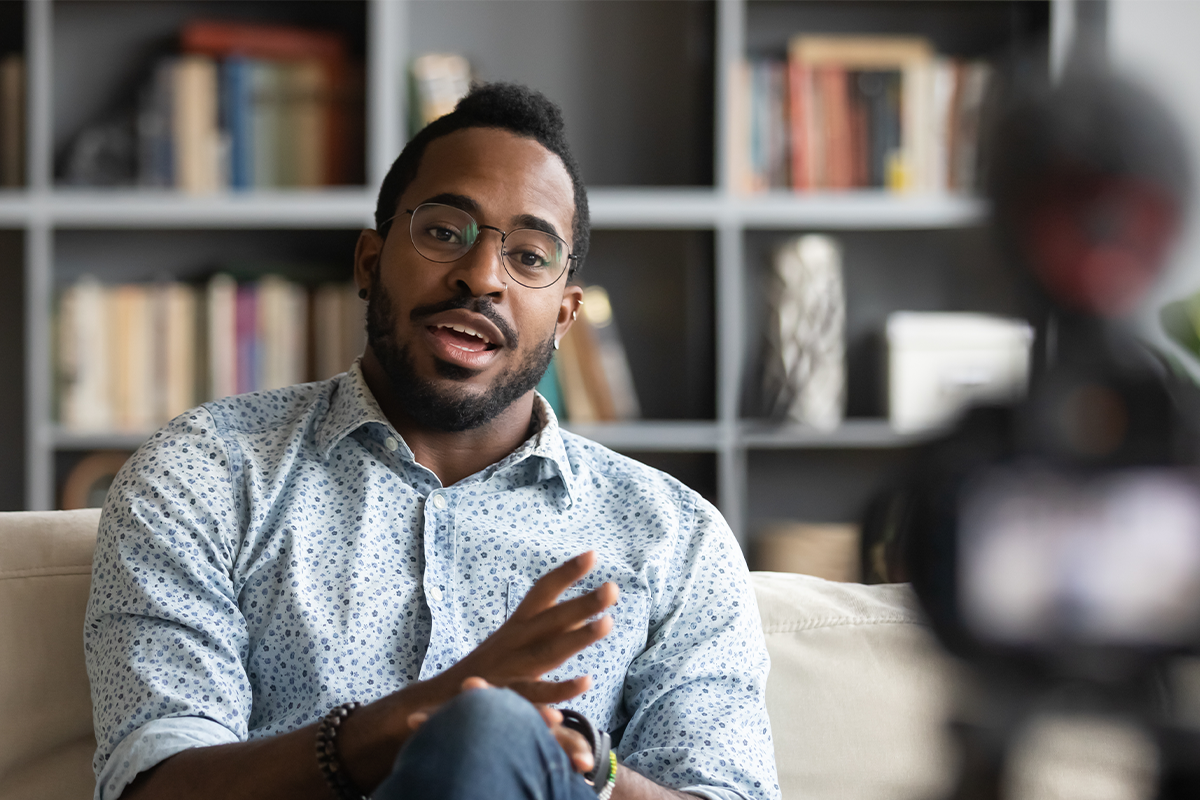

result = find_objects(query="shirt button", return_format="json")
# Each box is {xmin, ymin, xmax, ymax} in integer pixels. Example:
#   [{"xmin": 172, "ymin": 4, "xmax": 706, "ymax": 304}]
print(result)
[
  {"xmin": 428, "ymin": 585, "xmax": 444, "ymax": 602},
  {"xmin": 384, "ymin": 437, "xmax": 399, "ymax": 451},
  {"xmin": 431, "ymin": 493, "xmax": 447, "ymax": 510}
]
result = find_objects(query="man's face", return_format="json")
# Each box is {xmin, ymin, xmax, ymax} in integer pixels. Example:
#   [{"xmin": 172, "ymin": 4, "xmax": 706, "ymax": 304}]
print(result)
[{"xmin": 356, "ymin": 127, "xmax": 581, "ymax": 431}]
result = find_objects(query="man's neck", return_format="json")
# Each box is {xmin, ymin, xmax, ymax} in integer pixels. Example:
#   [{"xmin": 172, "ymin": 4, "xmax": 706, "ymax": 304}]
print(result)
[{"xmin": 360, "ymin": 350, "xmax": 539, "ymax": 487}]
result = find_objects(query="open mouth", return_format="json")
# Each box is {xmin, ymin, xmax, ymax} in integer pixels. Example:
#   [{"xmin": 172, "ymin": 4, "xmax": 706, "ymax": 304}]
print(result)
[{"xmin": 429, "ymin": 323, "xmax": 500, "ymax": 353}]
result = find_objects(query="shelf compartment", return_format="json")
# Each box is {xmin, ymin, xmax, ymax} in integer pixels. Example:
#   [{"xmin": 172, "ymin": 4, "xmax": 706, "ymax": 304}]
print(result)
[{"xmin": 408, "ymin": 0, "xmax": 715, "ymax": 188}]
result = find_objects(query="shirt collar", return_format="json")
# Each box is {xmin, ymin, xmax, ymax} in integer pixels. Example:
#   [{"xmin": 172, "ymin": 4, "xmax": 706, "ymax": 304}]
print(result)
[{"xmin": 314, "ymin": 361, "xmax": 579, "ymax": 507}]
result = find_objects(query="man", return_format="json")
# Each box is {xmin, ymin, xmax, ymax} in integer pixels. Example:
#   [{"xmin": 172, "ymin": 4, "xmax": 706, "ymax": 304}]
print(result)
[{"xmin": 85, "ymin": 83, "xmax": 777, "ymax": 800}]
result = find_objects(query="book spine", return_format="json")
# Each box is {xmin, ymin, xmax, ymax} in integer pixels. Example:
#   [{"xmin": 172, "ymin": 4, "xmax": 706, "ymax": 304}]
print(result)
[
  {"xmin": 787, "ymin": 58, "xmax": 812, "ymax": 192},
  {"xmin": 251, "ymin": 62, "xmax": 280, "ymax": 189},
  {"xmin": 223, "ymin": 57, "xmax": 253, "ymax": 190},
  {"xmin": 291, "ymin": 60, "xmax": 327, "ymax": 188},
  {"xmin": 174, "ymin": 55, "xmax": 221, "ymax": 193},
  {"xmin": 207, "ymin": 274, "xmax": 237, "ymax": 400},
  {"xmin": 236, "ymin": 283, "xmax": 258, "ymax": 394}
]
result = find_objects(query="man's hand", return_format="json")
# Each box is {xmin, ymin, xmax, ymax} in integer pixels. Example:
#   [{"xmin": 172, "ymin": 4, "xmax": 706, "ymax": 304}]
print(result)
[{"xmin": 442, "ymin": 550, "xmax": 619, "ymax": 705}]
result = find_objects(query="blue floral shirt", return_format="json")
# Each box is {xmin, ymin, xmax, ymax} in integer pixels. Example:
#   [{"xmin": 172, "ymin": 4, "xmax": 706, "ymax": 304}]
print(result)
[{"xmin": 85, "ymin": 362, "xmax": 778, "ymax": 800}]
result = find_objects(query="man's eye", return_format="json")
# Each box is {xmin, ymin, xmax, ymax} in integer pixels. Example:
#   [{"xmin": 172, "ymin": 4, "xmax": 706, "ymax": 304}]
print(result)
[
  {"xmin": 509, "ymin": 248, "xmax": 550, "ymax": 269},
  {"xmin": 426, "ymin": 226, "xmax": 461, "ymax": 244}
]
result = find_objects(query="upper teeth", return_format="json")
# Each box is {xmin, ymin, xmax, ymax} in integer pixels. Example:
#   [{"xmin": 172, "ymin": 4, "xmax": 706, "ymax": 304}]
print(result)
[{"xmin": 439, "ymin": 323, "xmax": 491, "ymax": 344}]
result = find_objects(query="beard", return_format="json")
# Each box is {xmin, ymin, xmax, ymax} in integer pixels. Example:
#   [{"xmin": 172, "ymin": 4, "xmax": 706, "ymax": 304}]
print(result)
[{"xmin": 365, "ymin": 281, "xmax": 554, "ymax": 432}]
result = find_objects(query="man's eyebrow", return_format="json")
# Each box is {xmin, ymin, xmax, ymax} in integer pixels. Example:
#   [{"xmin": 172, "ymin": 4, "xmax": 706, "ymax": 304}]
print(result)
[
  {"xmin": 418, "ymin": 193, "xmax": 481, "ymax": 215},
  {"xmin": 512, "ymin": 214, "xmax": 563, "ymax": 241}
]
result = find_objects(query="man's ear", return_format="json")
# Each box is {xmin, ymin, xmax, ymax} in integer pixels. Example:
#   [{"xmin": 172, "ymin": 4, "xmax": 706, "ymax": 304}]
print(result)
[
  {"xmin": 555, "ymin": 284, "xmax": 585, "ymax": 346},
  {"xmin": 354, "ymin": 228, "xmax": 384, "ymax": 296}
]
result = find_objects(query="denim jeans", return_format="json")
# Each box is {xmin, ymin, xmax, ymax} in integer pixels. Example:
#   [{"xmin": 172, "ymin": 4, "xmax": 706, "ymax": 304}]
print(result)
[{"xmin": 373, "ymin": 688, "xmax": 601, "ymax": 800}]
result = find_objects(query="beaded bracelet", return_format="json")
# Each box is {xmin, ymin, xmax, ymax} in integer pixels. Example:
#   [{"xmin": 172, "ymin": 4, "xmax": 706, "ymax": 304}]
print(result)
[
  {"xmin": 315, "ymin": 701, "xmax": 369, "ymax": 800},
  {"xmin": 596, "ymin": 751, "xmax": 619, "ymax": 800}
]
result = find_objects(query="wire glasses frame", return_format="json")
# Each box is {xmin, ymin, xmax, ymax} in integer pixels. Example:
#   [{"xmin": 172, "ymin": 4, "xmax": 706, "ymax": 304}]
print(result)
[{"xmin": 379, "ymin": 202, "xmax": 579, "ymax": 289}]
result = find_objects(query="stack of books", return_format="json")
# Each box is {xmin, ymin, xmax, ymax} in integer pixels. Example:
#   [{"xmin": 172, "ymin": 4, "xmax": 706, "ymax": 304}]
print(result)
[
  {"xmin": 137, "ymin": 21, "xmax": 364, "ymax": 193},
  {"xmin": 56, "ymin": 276, "xmax": 365, "ymax": 433},
  {"xmin": 732, "ymin": 35, "xmax": 992, "ymax": 194},
  {"xmin": 0, "ymin": 53, "xmax": 23, "ymax": 188}
]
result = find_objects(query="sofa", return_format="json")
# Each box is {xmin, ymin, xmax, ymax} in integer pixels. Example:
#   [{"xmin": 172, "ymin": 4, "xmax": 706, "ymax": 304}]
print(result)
[{"xmin": 0, "ymin": 509, "xmax": 1129, "ymax": 800}]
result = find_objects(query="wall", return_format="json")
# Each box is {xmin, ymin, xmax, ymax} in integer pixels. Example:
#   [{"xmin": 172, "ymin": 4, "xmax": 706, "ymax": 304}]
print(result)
[{"xmin": 1109, "ymin": 0, "xmax": 1200, "ymax": 344}]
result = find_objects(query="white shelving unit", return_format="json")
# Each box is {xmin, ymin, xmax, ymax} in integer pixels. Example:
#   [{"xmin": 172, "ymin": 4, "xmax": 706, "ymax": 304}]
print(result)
[{"xmin": 5, "ymin": 0, "xmax": 1061, "ymax": 546}]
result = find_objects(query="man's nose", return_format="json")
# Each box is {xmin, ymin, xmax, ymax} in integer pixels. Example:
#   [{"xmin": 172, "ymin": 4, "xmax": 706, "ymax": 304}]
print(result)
[{"xmin": 448, "ymin": 229, "xmax": 508, "ymax": 297}]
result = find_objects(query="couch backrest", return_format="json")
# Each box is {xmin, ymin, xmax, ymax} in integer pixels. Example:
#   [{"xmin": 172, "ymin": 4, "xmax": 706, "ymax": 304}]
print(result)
[
  {"xmin": 0, "ymin": 508, "xmax": 101, "ymax": 800},
  {"xmin": 750, "ymin": 571, "xmax": 961, "ymax": 800}
]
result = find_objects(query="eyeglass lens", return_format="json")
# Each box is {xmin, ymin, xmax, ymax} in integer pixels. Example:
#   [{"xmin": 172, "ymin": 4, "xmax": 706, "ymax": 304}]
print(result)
[{"xmin": 409, "ymin": 203, "xmax": 569, "ymax": 288}]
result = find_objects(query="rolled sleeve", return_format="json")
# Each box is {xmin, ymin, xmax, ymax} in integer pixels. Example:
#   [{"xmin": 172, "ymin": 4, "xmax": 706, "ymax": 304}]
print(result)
[
  {"xmin": 85, "ymin": 409, "xmax": 252, "ymax": 793},
  {"xmin": 618, "ymin": 498, "xmax": 780, "ymax": 800},
  {"xmin": 94, "ymin": 716, "xmax": 239, "ymax": 800}
]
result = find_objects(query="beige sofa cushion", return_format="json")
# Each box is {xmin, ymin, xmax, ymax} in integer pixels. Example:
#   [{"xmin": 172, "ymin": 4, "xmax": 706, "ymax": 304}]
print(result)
[
  {"xmin": 0, "ymin": 508, "xmax": 102, "ymax": 800},
  {"xmin": 751, "ymin": 571, "xmax": 961, "ymax": 800}
]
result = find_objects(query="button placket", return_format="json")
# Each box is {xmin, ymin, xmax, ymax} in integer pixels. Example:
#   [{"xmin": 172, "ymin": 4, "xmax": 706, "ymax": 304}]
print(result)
[{"xmin": 419, "ymin": 487, "xmax": 456, "ymax": 679}]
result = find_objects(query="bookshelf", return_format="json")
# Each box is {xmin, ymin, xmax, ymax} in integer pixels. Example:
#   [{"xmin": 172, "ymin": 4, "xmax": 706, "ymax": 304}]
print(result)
[{"xmin": 4, "ymin": 0, "xmax": 1066, "ymax": 550}]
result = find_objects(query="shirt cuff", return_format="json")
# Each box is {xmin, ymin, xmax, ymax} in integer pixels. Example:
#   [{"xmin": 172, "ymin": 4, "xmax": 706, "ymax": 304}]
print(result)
[
  {"xmin": 680, "ymin": 787, "xmax": 751, "ymax": 800},
  {"xmin": 95, "ymin": 716, "xmax": 240, "ymax": 800}
]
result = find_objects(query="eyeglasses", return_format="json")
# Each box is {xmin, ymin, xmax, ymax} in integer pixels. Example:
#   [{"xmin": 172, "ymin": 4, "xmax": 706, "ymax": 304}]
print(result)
[{"xmin": 380, "ymin": 202, "xmax": 578, "ymax": 289}]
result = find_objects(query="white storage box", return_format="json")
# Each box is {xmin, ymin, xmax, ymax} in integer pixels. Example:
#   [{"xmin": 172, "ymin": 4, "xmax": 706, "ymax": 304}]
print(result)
[{"xmin": 887, "ymin": 312, "xmax": 1034, "ymax": 434}]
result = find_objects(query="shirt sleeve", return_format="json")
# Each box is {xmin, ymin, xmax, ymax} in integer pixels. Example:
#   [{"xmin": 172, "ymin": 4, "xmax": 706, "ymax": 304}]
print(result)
[
  {"xmin": 85, "ymin": 409, "xmax": 252, "ymax": 798},
  {"xmin": 616, "ymin": 495, "xmax": 781, "ymax": 800}
]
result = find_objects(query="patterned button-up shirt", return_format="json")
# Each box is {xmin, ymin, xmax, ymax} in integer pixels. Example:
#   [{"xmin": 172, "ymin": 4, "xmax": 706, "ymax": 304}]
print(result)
[{"xmin": 85, "ymin": 362, "xmax": 778, "ymax": 800}]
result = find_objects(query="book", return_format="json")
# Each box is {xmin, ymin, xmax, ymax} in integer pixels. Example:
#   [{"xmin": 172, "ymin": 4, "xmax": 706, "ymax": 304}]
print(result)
[
  {"xmin": 313, "ymin": 282, "xmax": 365, "ymax": 380},
  {"xmin": 235, "ymin": 283, "xmax": 258, "ymax": 395},
  {"xmin": 173, "ymin": 55, "xmax": 222, "ymax": 193},
  {"xmin": 411, "ymin": 53, "xmax": 471, "ymax": 131},
  {"xmin": 156, "ymin": 282, "xmax": 198, "ymax": 422},
  {"xmin": 579, "ymin": 285, "xmax": 639, "ymax": 421},
  {"xmin": 206, "ymin": 274, "xmax": 237, "ymax": 401},
  {"xmin": 250, "ymin": 61, "xmax": 282, "ymax": 189},
  {"xmin": 58, "ymin": 277, "xmax": 111, "ymax": 432},
  {"xmin": 108, "ymin": 284, "xmax": 154, "ymax": 432},
  {"xmin": 221, "ymin": 57, "xmax": 253, "ymax": 190},
  {"xmin": 288, "ymin": 60, "xmax": 328, "ymax": 188},
  {"xmin": 1, "ymin": 53, "xmax": 24, "ymax": 188}
]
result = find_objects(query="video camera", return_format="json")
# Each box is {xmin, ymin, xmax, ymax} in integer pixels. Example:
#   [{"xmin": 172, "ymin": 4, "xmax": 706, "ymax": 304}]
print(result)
[{"xmin": 898, "ymin": 70, "xmax": 1200, "ymax": 798}]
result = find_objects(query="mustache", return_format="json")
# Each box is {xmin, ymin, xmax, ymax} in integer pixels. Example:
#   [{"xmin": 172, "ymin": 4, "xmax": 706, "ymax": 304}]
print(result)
[{"xmin": 408, "ymin": 294, "xmax": 518, "ymax": 348}]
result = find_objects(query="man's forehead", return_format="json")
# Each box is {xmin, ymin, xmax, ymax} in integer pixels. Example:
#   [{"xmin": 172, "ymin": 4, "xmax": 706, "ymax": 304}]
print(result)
[{"xmin": 406, "ymin": 127, "xmax": 575, "ymax": 236}]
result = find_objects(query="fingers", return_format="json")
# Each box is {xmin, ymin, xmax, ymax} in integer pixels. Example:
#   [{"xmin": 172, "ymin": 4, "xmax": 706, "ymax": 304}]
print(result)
[
  {"xmin": 512, "ymin": 551, "xmax": 596, "ymax": 618},
  {"xmin": 553, "ymin": 726, "xmax": 594, "ymax": 773},
  {"xmin": 508, "ymin": 675, "xmax": 592, "ymax": 705},
  {"xmin": 532, "ymin": 581, "xmax": 618, "ymax": 634}
]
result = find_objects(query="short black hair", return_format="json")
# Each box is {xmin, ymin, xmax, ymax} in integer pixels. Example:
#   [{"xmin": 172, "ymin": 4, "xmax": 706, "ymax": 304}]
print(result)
[{"xmin": 374, "ymin": 82, "xmax": 590, "ymax": 276}]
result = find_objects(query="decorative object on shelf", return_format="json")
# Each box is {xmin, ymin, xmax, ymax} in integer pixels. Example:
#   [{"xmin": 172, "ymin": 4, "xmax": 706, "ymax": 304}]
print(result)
[
  {"xmin": 751, "ymin": 520, "xmax": 861, "ymax": 582},
  {"xmin": 733, "ymin": 35, "xmax": 993, "ymax": 195},
  {"xmin": 886, "ymin": 312, "xmax": 1034, "ymax": 434},
  {"xmin": 60, "ymin": 450, "xmax": 132, "ymax": 510},
  {"xmin": 762, "ymin": 234, "xmax": 845, "ymax": 432},
  {"xmin": 410, "ymin": 53, "xmax": 471, "ymax": 134}
]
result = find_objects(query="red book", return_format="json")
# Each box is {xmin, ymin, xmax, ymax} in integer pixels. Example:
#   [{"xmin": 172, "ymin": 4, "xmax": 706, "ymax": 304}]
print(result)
[
  {"xmin": 181, "ymin": 21, "xmax": 345, "ymax": 62},
  {"xmin": 818, "ymin": 67, "xmax": 853, "ymax": 190},
  {"xmin": 787, "ymin": 60, "xmax": 813, "ymax": 191}
]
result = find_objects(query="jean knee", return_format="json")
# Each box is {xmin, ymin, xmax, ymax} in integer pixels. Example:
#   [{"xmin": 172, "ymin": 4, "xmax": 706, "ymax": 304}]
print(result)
[{"xmin": 419, "ymin": 687, "xmax": 545, "ymax": 752}]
